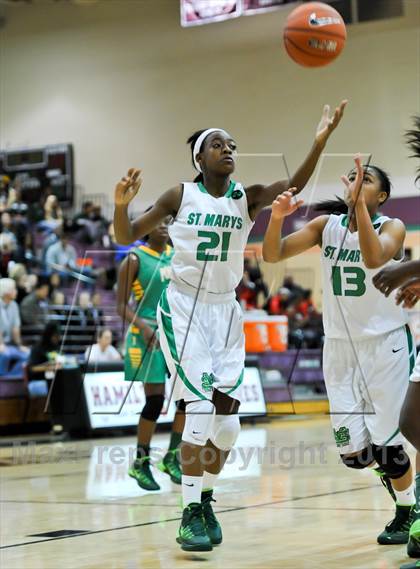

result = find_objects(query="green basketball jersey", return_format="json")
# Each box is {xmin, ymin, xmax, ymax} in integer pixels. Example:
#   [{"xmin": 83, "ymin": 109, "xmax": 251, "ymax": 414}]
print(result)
[{"xmin": 130, "ymin": 244, "xmax": 173, "ymax": 321}]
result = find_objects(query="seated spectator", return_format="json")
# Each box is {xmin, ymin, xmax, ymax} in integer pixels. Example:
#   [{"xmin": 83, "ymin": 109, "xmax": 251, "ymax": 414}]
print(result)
[
  {"xmin": 20, "ymin": 276, "xmax": 50, "ymax": 326},
  {"xmin": 74, "ymin": 291, "xmax": 103, "ymax": 332},
  {"xmin": 48, "ymin": 272, "xmax": 65, "ymax": 303},
  {"xmin": 265, "ymin": 287, "xmax": 291, "ymax": 315},
  {"xmin": 91, "ymin": 292, "xmax": 104, "ymax": 324},
  {"xmin": 28, "ymin": 322, "xmax": 62, "ymax": 381},
  {"xmin": 0, "ymin": 212, "xmax": 18, "ymax": 249},
  {"xmin": 45, "ymin": 230, "xmax": 78, "ymax": 275},
  {"xmin": 0, "ymin": 278, "xmax": 29, "ymax": 375},
  {"xmin": 8, "ymin": 263, "xmax": 30, "ymax": 304},
  {"xmin": 283, "ymin": 275, "xmax": 305, "ymax": 304},
  {"xmin": 296, "ymin": 289, "xmax": 317, "ymax": 319},
  {"xmin": 0, "ymin": 233, "xmax": 20, "ymax": 277},
  {"xmin": 85, "ymin": 329, "xmax": 121, "ymax": 363}
]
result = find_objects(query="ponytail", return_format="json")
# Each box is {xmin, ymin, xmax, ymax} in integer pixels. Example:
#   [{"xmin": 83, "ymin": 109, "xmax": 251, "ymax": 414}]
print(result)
[
  {"xmin": 313, "ymin": 196, "xmax": 348, "ymax": 215},
  {"xmin": 406, "ymin": 115, "xmax": 420, "ymax": 185}
]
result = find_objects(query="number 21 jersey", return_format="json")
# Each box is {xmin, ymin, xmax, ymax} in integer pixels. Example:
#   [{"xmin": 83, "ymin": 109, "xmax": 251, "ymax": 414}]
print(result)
[
  {"xmin": 168, "ymin": 181, "xmax": 254, "ymax": 302},
  {"xmin": 321, "ymin": 213, "xmax": 407, "ymax": 340}
]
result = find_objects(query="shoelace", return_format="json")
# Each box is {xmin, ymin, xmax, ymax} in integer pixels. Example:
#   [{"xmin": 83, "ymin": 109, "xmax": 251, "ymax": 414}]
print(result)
[{"xmin": 202, "ymin": 496, "xmax": 218, "ymax": 527}]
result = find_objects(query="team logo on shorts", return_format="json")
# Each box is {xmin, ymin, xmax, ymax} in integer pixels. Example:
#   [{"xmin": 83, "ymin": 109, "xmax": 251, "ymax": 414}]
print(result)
[
  {"xmin": 333, "ymin": 426, "xmax": 351, "ymax": 447},
  {"xmin": 231, "ymin": 189, "xmax": 243, "ymax": 200},
  {"xmin": 201, "ymin": 372, "xmax": 215, "ymax": 392}
]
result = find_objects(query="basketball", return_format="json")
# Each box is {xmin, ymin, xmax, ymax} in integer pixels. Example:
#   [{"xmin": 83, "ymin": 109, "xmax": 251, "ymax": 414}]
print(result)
[{"xmin": 284, "ymin": 2, "xmax": 347, "ymax": 68}]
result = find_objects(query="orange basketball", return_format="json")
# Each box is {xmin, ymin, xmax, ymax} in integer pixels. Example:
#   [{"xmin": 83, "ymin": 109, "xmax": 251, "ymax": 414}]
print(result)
[{"xmin": 284, "ymin": 2, "xmax": 346, "ymax": 68}]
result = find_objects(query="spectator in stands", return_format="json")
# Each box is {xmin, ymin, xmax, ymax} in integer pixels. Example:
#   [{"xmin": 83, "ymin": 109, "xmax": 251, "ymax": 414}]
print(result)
[
  {"xmin": 265, "ymin": 287, "xmax": 291, "ymax": 315},
  {"xmin": 91, "ymin": 292, "xmax": 104, "ymax": 327},
  {"xmin": 8, "ymin": 263, "xmax": 30, "ymax": 304},
  {"xmin": 84, "ymin": 329, "xmax": 121, "ymax": 363},
  {"xmin": 28, "ymin": 322, "xmax": 62, "ymax": 381},
  {"xmin": 20, "ymin": 276, "xmax": 50, "ymax": 326},
  {"xmin": 45, "ymin": 230, "xmax": 78, "ymax": 275},
  {"xmin": 43, "ymin": 195, "xmax": 63, "ymax": 229},
  {"xmin": 0, "ymin": 278, "xmax": 29, "ymax": 375},
  {"xmin": 73, "ymin": 201, "xmax": 94, "ymax": 226},
  {"xmin": 296, "ymin": 289, "xmax": 317, "ymax": 319},
  {"xmin": 0, "ymin": 233, "xmax": 20, "ymax": 277},
  {"xmin": 283, "ymin": 275, "xmax": 305, "ymax": 304},
  {"xmin": 48, "ymin": 272, "xmax": 64, "ymax": 303},
  {"xmin": 0, "ymin": 212, "xmax": 18, "ymax": 249},
  {"xmin": 237, "ymin": 258, "xmax": 268, "ymax": 310}
]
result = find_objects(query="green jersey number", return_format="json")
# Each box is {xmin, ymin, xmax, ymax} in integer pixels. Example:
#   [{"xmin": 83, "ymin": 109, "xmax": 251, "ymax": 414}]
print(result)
[
  {"xmin": 197, "ymin": 231, "xmax": 231, "ymax": 262},
  {"xmin": 332, "ymin": 266, "xmax": 366, "ymax": 297}
]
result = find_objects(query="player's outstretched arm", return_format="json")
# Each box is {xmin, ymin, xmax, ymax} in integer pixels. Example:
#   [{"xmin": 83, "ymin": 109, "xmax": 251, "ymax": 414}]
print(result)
[
  {"xmin": 113, "ymin": 168, "xmax": 182, "ymax": 245},
  {"xmin": 262, "ymin": 189, "xmax": 326, "ymax": 263},
  {"xmin": 247, "ymin": 100, "xmax": 347, "ymax": 219},
  {"xmin": 373, "ymin": 260, "xmax": 420, "ymax": 297}
]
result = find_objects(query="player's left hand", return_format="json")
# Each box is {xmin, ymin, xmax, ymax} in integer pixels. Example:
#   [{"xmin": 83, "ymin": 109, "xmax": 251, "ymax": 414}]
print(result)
[
  {"xmin": 341, "ymin": 155, "xmax": 364, "ymax": 207},
  {"xmin": 395, "ymin": 277, "xmax": 420, "ymax": 308},
  {"xmin": 373, "ymin": 264, "xmax": 411, "ymax": 296},
  {"xmin": 315, "ymin": 100, "xmax": 347, "ymax": 146}
]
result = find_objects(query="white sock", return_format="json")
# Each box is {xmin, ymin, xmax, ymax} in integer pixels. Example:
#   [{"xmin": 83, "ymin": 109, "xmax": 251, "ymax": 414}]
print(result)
[
  {"xmin": 182, "ymin": 475, "xmax": 203, "ymax": 507},
  {"xmin": 394, "ymin": 484, "xmax": 415, "ymax": 506},
  {"xmin": 202, "ymin": 471, "xmax": 218, "ymax": 492}
]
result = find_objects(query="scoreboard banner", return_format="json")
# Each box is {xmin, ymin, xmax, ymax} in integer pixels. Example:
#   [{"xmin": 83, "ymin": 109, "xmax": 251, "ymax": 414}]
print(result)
[{"xmin": 180, "ymin": 0, "xmax": 297, "ymax": 27}]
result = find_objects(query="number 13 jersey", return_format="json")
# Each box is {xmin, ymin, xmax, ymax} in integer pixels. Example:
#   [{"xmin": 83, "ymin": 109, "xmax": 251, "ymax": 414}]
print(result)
[
  {"xmin": 168, "ymin": 181, "xmax": 254, "ymax": 303},
  {"xmin": 321, "ymin": 213, "xmax": 407, "ymax": 340}
]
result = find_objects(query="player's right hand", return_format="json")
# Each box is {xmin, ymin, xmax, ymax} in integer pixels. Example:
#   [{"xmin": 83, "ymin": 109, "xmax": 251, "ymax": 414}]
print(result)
[
  {"xmin": 142, "ymin": 324, "xmax": 160, "ymax": 350},
  {"xmin": 270, "ymin": 188, "xmax": 303, "ymax": 220},
  {"xmin": 114, "ymin": 168, "xmax": 142, "ymax": 206},
  {"xmin": 395, "ymin": 277, "xmax": 420, "ymax": 308}
]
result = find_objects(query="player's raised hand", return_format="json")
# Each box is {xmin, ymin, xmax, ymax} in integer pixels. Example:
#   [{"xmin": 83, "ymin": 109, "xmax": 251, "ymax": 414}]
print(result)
[
  {"xmin": 115, "ymin": 168, "xmax": 142, "ymax": 206},
  {"xmin": 341, "ymin": 155, "xmax": 364, "ymax": 207},
  {"xmin": 395, "ymin": 277, "xmax": 420, "ymax": 308},
  {"xmin": 271, "ymin": 188, "xmax": 303, "ymax": 220},
  {"xmin": 315, "ymin": 100, "xmax": 348, "ymax": 146}
]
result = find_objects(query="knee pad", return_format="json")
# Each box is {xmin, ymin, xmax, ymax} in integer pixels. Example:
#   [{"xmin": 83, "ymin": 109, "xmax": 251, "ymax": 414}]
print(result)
[
  {"xmin": 340, "ymin": 447, "xmax": 373, "ymax": 470},
  {"xmin": 371, "ymin": 444, "xmax": 411, "ymax": 479},
  {"xmin": 210, "ymin": 414, "xmax": 241, "ymax": 451},
  {"xmin": 182, "ymin": 399, "xmax": 215, "ymax": 447},
  {"xmin": 141, "ymin": 394, "xmax": 165, "ymax": 422}
]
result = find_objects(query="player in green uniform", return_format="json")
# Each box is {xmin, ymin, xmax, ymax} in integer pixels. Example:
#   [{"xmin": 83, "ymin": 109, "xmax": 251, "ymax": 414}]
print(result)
[{"xmin": 117, "ymin": 217, "xmax": 185, "ymax": 491}]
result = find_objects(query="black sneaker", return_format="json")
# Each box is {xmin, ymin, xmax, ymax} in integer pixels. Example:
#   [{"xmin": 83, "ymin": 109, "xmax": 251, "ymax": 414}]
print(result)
[
  {"xmin": 202, "ymin": 490, "xmax": 222, "ymax": 545},
  {"xmin": 176, "ymin": 503, "xmax": 213, "ymax": 552},
  {"xmin": 128, "ymin": 457, "xmax": 160, "ymax": 491},
  {"xmin": 377, "ymin": 504, "xmax": 412, "ymax": 545}
]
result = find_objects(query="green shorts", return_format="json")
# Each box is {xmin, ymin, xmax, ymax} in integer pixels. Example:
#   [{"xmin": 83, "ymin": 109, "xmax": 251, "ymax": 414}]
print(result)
[{"xmin": 124, "ymin": 325, "xmax": 167, "ymax": 383}]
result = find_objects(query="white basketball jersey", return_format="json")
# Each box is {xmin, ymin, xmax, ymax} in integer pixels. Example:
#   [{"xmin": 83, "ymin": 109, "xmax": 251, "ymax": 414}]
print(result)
[
  {"xmin": 321, "ymin": 213, "xmax": 408, "ymax": 340},
  {"xmin": 168, "ymin": 181, "xmax": 254, "ymax": 302}
]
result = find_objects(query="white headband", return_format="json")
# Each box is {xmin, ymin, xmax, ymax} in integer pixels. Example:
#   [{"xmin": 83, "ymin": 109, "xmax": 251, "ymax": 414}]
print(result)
[{"xmin": 193, "ymin": 128, "xmax": 231, "ymax": 172}]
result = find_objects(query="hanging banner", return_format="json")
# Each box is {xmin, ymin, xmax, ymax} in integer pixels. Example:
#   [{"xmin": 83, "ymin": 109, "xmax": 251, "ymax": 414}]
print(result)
[
  {"xmin": 243, "ymin": 0, "xmax": 297, "ymax": 15},
  {"xmin": 181, "ymin": 0, "xmax": 241, "ymax": 27}
]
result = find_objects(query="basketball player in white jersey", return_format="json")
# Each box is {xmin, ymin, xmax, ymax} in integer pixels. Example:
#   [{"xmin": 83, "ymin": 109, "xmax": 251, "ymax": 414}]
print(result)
[
  {"xmin": 263, "ymin": 155, "xmax": 416, "ymax": 546},
  {"xmin": 373, "ymin": 116, "xmax": 420, "ymax": 568},
  {"xmin": 113, "ymin": 100, "xmax": 346, "ymax": 551}
]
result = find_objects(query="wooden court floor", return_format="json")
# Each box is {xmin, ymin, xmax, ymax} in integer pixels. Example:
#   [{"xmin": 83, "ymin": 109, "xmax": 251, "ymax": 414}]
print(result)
[{"xmin": 0, "ymin": 416, "xmax": 415, "ymax": 569}]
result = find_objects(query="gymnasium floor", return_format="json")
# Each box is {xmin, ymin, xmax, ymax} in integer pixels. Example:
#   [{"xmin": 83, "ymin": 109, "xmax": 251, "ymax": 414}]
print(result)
[{"xmin": 0, "ymin": 416, "xmax": 414, "ymax": 569}]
